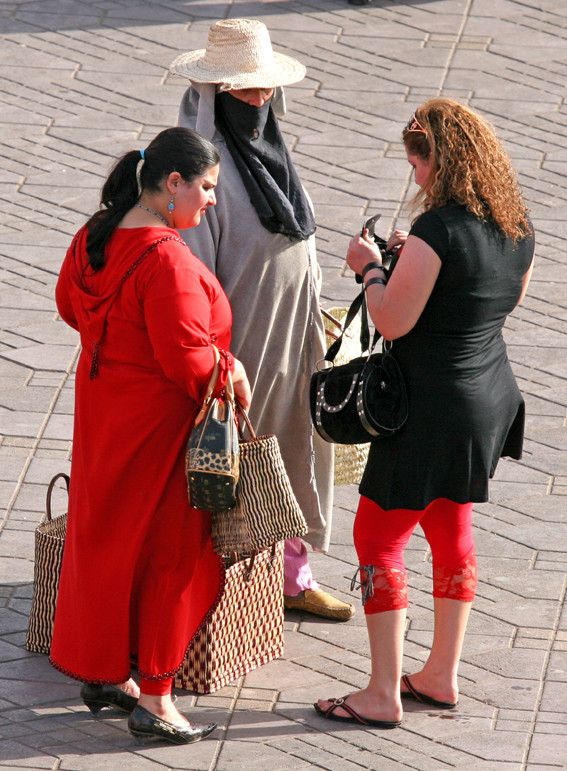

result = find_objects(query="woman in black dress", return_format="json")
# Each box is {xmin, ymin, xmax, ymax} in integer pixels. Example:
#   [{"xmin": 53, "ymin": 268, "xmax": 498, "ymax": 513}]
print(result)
[{"xmin": 315, "ymin": 98, "xmax": 535, "ymax": 728}]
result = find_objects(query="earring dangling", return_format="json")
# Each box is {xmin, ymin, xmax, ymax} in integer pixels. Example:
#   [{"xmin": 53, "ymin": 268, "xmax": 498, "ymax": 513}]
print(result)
[{"xmin": 168, "ymin": 196, "xmax": 175, "ymax": 214}]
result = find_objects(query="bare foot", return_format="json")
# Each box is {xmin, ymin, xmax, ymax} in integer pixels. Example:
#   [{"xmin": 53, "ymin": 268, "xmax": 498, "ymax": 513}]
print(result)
[{"xmin": 317, "ymin": 688, "xmax": 402, "ymax": 724}]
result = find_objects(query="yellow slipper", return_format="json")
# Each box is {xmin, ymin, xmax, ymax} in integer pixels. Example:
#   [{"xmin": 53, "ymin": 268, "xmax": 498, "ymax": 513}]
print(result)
[{"xmin": 284, "ymin": 589, "xmax": 355, "ymax": 621}]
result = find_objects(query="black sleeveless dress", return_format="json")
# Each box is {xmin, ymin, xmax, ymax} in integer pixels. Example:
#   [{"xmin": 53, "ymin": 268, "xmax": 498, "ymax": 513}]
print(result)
[{"xmin": 359, "ymin": 204, "xmax": 535, "ymax": 511}]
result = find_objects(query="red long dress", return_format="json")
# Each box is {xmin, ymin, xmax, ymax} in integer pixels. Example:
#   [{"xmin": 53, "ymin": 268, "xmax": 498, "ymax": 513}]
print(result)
[{"xmin": 50, "ymin": 225, "xmax": 232, "ymax": 684}]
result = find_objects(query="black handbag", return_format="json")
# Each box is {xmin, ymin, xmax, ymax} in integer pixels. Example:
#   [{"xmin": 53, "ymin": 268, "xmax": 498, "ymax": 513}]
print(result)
[
  {"xmin": 186, "ymin": 346, "xmax": 240, "ymax": 511},
  {"xmin": 310, "ymin": 290, "xmax": 408, "ymax": 444}
]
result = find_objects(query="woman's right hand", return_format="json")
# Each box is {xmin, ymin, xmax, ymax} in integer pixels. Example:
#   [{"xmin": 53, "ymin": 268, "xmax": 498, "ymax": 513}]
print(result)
[
  {"xmin": 232, "ymin": 358, "xmax": 252, "ymax": 412},
  {"xmin": 346, "ymin": 231, "xmax": 382, "ymax": 276},
  {"xmin": 387, "ymin": 230, "xmax": 409, "ymax": 252}
]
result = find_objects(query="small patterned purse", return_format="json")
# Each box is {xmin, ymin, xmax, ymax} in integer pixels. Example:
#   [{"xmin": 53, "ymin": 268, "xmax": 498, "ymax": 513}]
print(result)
[{"xmin": 186, "ymin": 346, "xmax": 239, "ymax": 511}]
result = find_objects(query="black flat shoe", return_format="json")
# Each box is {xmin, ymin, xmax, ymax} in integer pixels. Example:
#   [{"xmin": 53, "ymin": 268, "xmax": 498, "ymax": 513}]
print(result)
[
  {"xmin": 128, "ymin": 705, "xmax": 217, "ymax": 745},
  {"xmin": 80, "ymin": 682, "xmax": 138, "ymax": 715}
]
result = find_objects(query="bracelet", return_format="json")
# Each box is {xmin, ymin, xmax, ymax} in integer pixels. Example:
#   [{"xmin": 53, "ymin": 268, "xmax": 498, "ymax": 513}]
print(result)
[
  {"xmin": 365, "ymin": 276, "xmax": 387, "ymax": 288},
  {"xmin": 361, "ymin": 261, "xmax": 385, "ymax": 279}
]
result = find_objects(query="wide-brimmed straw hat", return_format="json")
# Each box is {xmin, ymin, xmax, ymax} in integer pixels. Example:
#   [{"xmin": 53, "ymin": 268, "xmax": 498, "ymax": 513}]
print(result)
[{"xmin": 169, "ymin": 18, "xmax": 306, "ymax": 90}]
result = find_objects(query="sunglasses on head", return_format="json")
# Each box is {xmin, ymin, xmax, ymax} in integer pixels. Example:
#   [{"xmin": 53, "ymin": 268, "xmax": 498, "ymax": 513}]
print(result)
[{"xmin": 406, "ymin": 114, "xmax": 427, "ymax": 135}]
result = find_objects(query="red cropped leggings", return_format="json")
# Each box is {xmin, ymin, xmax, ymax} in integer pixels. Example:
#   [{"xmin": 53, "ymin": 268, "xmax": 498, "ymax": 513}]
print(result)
[{"xmin": 353, "ymin": 496, "xmax": 477, "ymax": 614}]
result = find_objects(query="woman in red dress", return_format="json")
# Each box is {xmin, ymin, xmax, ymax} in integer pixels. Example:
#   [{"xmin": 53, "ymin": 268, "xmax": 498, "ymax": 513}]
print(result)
[{"xmin": 50, "ymin": 127, "xmax": 251, "ymax": 745}]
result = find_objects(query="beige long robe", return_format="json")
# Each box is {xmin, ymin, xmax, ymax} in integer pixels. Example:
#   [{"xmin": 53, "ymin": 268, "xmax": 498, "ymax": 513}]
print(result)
[{"xmin": 177, "ymin": 84, "xmax": 333, "ymax": 551}]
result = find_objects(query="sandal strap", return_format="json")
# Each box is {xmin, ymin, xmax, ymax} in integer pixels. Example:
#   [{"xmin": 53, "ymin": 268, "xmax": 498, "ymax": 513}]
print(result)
[{"xmin": 327, "ymin": 697, "xmax": 369, "ymax": 726}]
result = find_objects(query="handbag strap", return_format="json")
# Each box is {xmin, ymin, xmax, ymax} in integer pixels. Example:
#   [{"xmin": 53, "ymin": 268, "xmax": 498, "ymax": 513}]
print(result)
[
  {"xmin": 321, "ymin": 304, "xmax": 369, "ymax": 349},
  {"xmin": 324, "ymin": 290, "xmax": 380, "ymax": 364},
  {"xmin": 46, "ymin": 473, "xmax": 70, "ymax": 522},
  {"xmin": 194, "ymin": 345, "xmax": 221, "ymax": 426}
]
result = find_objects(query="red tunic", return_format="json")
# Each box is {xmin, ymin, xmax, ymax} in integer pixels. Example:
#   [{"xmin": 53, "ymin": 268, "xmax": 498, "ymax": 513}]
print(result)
[{"xmin": 50, "ymin": 225, "xmax": 232, "ymax": 684}]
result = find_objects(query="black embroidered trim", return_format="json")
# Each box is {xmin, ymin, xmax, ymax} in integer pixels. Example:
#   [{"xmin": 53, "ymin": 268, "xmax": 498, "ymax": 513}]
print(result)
[
  {"xmin": 49, "ymin": 656, "xmax": 130, "ymax": 685},
  {"xmin": 50, "ymin": 549, "xmax": 226, "ymax": 684}
]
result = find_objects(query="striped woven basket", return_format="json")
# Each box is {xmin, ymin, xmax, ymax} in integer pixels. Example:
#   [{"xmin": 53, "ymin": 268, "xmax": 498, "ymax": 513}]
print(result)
[
  {"xmin": 322, "ymin": 306, "xmax": 371, "ymax": 485},
  {"xmin": 174, "ymin": 543, "xmax": 284, "ymax": 693},
  {"xmin": 26, "ymin": 473, "xmax": 69, "ymax": 654},
  {"xmin": 211, "ymin": 409, "xmax": 308, "ymax": 555}
]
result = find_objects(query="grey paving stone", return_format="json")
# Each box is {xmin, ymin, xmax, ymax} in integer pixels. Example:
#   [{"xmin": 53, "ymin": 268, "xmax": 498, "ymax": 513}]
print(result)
[{"xmin": 0, "ymin": 558, "xmax": 33, "ymax": 583}]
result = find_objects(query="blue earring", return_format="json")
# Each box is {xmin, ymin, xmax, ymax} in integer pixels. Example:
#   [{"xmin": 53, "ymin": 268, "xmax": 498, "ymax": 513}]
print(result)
[{"xmin": 168, "ymin": 196, "xmax": 175, "ymax": 213}]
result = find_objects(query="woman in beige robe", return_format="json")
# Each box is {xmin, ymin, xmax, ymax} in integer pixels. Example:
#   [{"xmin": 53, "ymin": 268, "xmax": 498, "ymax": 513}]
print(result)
[{"xmin": 170, "ymin": 19, "xmax": 354, "ymax": 620}]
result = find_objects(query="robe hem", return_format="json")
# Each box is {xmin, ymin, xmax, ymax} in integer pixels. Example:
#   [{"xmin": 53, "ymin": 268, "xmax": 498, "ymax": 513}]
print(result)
[
  {"xmin": 49, "ymin": 552, "xmax": 227, "ymax": 684},
  {"xmin": 48, "ymin": 657, "xmax": 131, "ymax": 686}
]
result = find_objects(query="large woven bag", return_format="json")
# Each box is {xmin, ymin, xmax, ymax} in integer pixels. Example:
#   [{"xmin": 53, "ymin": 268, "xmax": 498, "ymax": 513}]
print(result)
[
  {"xmin": 322, "ymin": 306, "xmax": 370, "ymax": 485},
  {"xmin": 174, "ymin": 543, "xmax": 284, "ymax": 693},
  {"xmin": 26, "ymin": 473, "xmax": 69, "ymax": 654},
  {"xmin": 211, "ymin": 409, "xmax": 308, "ymax": 555}
]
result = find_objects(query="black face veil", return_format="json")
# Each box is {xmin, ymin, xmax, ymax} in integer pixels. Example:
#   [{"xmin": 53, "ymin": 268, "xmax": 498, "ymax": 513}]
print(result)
[{"xmin": 214, "ymin": 92, "xmax": 316, "ymax": 242}]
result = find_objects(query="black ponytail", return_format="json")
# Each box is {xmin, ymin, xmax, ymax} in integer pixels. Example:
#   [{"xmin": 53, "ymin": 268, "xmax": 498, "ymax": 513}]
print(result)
[{"xmin": 85, "ymin": 127, "xmax": 220, "ymax": 271}]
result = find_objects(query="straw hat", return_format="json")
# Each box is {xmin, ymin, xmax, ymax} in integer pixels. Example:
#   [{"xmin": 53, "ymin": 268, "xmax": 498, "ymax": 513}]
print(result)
[{"xmin": 169, "ymin": 18, "xmax": 306, "ymax": 90}]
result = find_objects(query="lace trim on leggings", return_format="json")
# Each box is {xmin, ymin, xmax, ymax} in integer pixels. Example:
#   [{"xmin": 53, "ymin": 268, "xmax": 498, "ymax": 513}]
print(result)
[
  {"xmin": 433, "ymin": 549, "xmax": 477, "ymax": 602},
  {"xmin": 351, "ymin": 564, "xmax": 408, "ymax": 614}
]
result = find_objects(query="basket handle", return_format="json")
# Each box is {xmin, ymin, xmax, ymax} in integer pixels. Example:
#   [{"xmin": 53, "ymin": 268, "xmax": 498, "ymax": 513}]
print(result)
[
  {"xmin": 320, "ymin": 306, "xmax": 344, "ymax": 332},
  {"xmin": 243, "ymin": 542, "xmax": 278, "ymax": 580},
  {"xmin": 46, "ymin": 473, "xmax": 70, "ymax": 522},
  {"xmin": 235, "ymin": 401, "xmax": 257, "ymax": 440}
]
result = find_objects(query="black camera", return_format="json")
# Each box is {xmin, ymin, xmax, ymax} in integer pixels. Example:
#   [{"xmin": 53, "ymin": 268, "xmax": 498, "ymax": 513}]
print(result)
[
  {"xmin": 354, "ymin": 213, "xmax": 397, "ymax": 283},
  {"xmin": 361, "ymin": 213, "xmax": 392, "ymax": 261}
]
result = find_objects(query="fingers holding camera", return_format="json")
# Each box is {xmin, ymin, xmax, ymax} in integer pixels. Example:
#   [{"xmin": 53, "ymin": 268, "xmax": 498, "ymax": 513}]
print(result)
[
  {"xmin": 387, "ymin": 230, "xmax": 409, "ymax": 252},
  {"xmin": 346, "ymin": 233, "xmax": 382, "ymax": 276}
]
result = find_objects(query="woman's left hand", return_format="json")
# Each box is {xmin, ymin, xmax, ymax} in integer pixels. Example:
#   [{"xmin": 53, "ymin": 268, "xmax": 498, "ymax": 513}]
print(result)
[
  {"xmin": 346, "ymin": 230, "xmax": 382, "ymax": 276},
  {"xmin": 232, "ymin": 358, "xmax": 252, "ymax": 412}
]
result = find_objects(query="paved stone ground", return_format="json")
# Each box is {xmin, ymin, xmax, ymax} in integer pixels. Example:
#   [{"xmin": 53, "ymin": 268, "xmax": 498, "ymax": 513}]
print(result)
[{"xmin": 1, "ymin": 0, "xmax": 566, "ymax": 769}]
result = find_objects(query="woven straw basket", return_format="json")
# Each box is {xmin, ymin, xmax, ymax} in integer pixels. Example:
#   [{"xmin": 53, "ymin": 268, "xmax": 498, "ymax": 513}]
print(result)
[
  {"xmin": 26, "ymin": 473, "xmax": 69, "ymax": 654},
  {"xmin": 174, "ymin": 542, "xmax": 284, "ymax": 693}
]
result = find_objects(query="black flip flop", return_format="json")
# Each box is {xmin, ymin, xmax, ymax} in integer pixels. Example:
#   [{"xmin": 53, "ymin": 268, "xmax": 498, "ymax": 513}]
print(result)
[
  {"xmin": 400, "ymin": 674, "xmax": 457, "ymax": 709},
  {"xmin": 313, "ymin": 696, "xmax": 400, "ymax": 728}
]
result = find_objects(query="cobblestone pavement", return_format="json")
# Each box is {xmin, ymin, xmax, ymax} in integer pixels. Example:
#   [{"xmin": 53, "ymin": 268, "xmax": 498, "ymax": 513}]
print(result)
[{"xmin": 1, "ymin": 0, "xmax": 566, "ymax": 769}]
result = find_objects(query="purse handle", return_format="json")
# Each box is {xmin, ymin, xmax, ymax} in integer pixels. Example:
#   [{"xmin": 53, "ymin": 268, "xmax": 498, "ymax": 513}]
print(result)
[
  {"xmin": 46, "ymin": 473, "xmax": 70, "ymax": 522},
  {"xmin": 194, "ymin": 345, "xmax": 236, "ymax": 426}
]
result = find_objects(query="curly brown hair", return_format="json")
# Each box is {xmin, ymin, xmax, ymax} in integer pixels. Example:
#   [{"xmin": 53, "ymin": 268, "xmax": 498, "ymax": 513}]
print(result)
[{"xmin": 403, "ymin": 98, "xmax": 531, "ymax": 242}]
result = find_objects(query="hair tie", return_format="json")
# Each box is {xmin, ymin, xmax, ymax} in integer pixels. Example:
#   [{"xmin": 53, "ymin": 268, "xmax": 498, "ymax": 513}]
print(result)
[{"xmin": 140, "ymin": 149, "xmax": 145, "ymax": 160}]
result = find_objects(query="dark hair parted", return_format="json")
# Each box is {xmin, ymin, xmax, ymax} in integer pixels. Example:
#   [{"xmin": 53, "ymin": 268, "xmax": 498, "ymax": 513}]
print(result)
[
  {"xmin": 403, "ymin": 98, "xmax": 531, "ymax": 242},
  {"xmin": 85, "ymin": 127, "xmax": 220, "ymax": 270}
]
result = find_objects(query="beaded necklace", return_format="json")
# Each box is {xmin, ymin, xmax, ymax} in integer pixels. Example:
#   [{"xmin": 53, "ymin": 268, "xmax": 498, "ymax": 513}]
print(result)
[{"xmin": 135, "ymin": 203, "xmax": 169, "ymax": 227}]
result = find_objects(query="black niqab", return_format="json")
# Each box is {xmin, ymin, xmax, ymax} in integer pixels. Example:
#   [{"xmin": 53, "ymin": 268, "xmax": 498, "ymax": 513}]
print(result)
[{"xmin": 214, "ymin": 91, "xmax": 316, "ymax": 242}]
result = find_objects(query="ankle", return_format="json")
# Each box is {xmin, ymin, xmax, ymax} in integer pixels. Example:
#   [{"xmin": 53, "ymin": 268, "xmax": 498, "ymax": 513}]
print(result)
[{"xmin": 363, "ymin": 683, "xmax": 403, "ymax": 717}]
